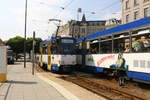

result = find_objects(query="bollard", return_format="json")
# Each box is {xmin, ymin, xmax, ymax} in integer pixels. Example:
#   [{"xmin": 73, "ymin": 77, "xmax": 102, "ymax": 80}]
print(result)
[{"xmin": 0, "ymin": 46, "xmax": 7, "ymax": 82}]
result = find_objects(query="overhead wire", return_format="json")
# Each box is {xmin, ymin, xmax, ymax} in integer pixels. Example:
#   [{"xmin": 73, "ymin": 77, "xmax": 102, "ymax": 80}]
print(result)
[
  {"xmin": 36, "ymin": 0, "xmax": 120, "ymax": 38},
  {"xmin": 33, "ymin": 0, "xmax": 75, "ymax": 37},
  {"xmin": 63, "ymin": 0, "xmax": 75, "ymax": 9},
  {"xmin": 96, "ymin": 0, "xmax": 120, "ymax": 12},
  {"xmin": 50, "ymin": 0, "xmax": 76, "ymax": 19},
  {"xmin": 87, "ymin": 0, "xmax": 120, "ymax": 19},
  {"xmin": 48, "ymin": 0, "xmax": 76, "ymax": 34}
]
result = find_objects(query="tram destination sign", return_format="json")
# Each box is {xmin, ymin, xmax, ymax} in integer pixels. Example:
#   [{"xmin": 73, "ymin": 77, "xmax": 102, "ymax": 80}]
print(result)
[{"xmin": 61, "ymin": 39, "xmax": 74, "ymax": 43}]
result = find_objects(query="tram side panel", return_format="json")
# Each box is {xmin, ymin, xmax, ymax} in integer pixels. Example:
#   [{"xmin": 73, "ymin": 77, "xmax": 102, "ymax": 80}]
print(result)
[
  {"xmin": 41, "ymin": 54, "xmax": 48, "ymax": 70},
  {"xmin": 85, "ymin": 54, "xmax": 118, "ymax": 73},
  {"xmin": 123, "ymin": 53, "xmax": 150, "ymax": 83},
  {"xmin": 85, "ymin": 53, "xmax": 150, "ymax": 83}
]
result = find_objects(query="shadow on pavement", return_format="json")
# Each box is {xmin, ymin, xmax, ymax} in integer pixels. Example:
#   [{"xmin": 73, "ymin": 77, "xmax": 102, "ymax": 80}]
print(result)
[
  {"xmin": 6, "ymin": 80, "xmax": 37, "ymax": 85},
  {"xmin": 12, "ymin": 62, "xmax": 22, "ymax": 65}
]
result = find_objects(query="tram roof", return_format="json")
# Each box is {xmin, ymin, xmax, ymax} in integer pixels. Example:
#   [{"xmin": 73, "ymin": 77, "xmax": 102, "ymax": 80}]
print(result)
[{"xmin": 76, "ymin": 17, "xmax": 150, "ymax": 43}]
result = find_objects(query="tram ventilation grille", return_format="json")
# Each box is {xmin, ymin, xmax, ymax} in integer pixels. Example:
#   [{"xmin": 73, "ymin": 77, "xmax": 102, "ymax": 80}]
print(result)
[
  {"xmin": 147, "ymin": 61, "xmax": 150, "ymax": 68},
  {"xmin": 134, "ymin": 60, "xmax": 139, "ymax": 67},
  {"xmin": 140, "ymin": 60, "xmax": 146, "ymax": 68}
]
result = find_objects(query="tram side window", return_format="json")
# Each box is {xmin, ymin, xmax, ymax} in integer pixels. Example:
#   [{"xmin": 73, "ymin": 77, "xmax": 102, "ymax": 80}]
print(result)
[
  {"xmin": 114, "ymin": 39, "xmax": 126, "ymax": 53},
  {"xmin": 132, "ymin": 34, "xmax": 150, "ymax": 53},
  {"xmin": 51, "ymin": 45, "xmax": 60, "ymax": 54},
  {"xmin": 90, "ymin": 42, "xmax": 99, "ymax": 54},
  {"xmin": 101, "ymin": 40, "xmax": 112, "ymax": 54},
  {"xmin": 113, "ymin": 32, "xmax": 130, "ymax": 53}
]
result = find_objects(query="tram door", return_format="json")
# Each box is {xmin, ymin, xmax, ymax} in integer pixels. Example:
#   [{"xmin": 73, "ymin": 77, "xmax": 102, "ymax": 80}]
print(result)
[{"xmin": 47, "ymin": 44, "xmax": 51, "ymax": 70}]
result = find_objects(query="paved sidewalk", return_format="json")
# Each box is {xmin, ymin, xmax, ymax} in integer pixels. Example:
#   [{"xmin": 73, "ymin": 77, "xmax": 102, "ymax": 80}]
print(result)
[{"xmin": 0, "ymin": 62, "xmax": 67, "ymax": 100}]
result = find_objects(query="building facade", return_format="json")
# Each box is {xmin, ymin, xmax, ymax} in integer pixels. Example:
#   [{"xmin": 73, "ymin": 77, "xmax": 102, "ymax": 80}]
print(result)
[
  {"xmin": 122, "ymin": 0, "xmax": 150, "ymax": 24},
  {"xmin": 57, "ymin": 14, "xmax": 106, "ymax": 38},
  {"xmin": 105, "ymin": 18, "xmax": 121, "ymax": 29}
]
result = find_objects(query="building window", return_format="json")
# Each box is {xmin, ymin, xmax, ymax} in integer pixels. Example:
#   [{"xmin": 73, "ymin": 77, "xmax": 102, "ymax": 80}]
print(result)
[
  {"xmin": 97, "ymin": 22, "xmax": 100, "ymax": 26},
  {"xmin": 89, "ymin": 22, "xmax": 93, "ymax": 26},
  {"xmin": 126, "ymin": 0, "xmax": 129, "ymax": 9},
  {"xmin": 126, "ymin": 14, "xmax": 129, "ymax": 23},
  {"xmin": 81, "ymin": 28, "xmax": 86, "ymax": 33},
  {"xmin": 134, "ymin": 0, "xmax": 139, "ymax": 6},
  {"xmin": 144, "ymin": 8, "xmax": 149, "ymax": 17},
  {"xmin": 92, "ymin": 22, "xmax": 95, "ymax": 26},
  {"xmin": 134, "ymin": 11, "xmax": 139, "ymax": 20},
  {"xmin": 75, "ymin": 29, "xmax": 78, "ymax": 33}
]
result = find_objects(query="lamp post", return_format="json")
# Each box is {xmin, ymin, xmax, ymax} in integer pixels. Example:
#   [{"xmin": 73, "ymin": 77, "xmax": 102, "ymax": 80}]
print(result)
[
  {"xmin": 32, "ymin": 31, "xmax": 35, "ymax": 75},
  {"xmin": 24, "ymin": 0, "xmax": 28, "ymax": 68},
  {"xmin": 77, "ymin": 8, "xmax": 82, "ymax": 21}
]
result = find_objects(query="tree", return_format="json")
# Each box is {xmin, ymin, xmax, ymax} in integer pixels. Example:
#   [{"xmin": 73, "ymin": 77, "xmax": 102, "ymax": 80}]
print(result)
[
  {"xmin": 34, "ymin": 38, "xmax": 42, "ymax": 53},
  {"xmin": 6, "ymin": 36, "xmax": 42, "ymax": 60},
  {"xmin": 26, "ymin": 37, "xmax": 42, "ymax": 58},
  {"xmin": 6, "ymin": 36, "xmax": 25, "ymax": 55}
]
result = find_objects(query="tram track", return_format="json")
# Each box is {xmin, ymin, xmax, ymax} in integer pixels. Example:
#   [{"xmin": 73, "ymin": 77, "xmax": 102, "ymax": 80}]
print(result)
[
  {"xmin": 61, "ymin": 75, "xmax": 147, "ymax": 100},
  {"xmin": 36, "ymin": 65, "xmax": 149, "ymax": 100}
]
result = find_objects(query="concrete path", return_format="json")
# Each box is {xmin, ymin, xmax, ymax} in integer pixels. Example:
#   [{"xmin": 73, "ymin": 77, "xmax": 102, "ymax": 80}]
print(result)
[{"xmin": 0, "ymin": 62, "xmax": 67, "ymax": 100}]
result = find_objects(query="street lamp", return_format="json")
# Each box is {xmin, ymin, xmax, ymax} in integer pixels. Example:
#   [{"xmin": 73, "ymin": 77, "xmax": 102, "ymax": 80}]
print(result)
[
  {"xmin": 77, "ymin": 8, "xmax": 82, "ymax": 21},
  {"xmin": 24, "ymin": 0, "xmax": 28, "ymax": 68}
]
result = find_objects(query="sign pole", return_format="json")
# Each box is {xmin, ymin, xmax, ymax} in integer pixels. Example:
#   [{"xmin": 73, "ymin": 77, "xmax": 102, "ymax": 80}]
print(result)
[{"xmin": 32, "ymin": 31, "xmax": 35, "ymax": 75}]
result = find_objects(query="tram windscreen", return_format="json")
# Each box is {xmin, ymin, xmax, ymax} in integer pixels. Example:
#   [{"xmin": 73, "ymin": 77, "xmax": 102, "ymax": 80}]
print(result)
[{"xmin": 61, "ymin": 38, "xmax": 76, "ymax": 54}]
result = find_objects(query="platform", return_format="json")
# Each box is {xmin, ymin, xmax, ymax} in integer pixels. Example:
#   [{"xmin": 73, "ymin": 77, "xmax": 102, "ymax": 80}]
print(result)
[{"xmin": 0, "ymin": 62, "xmax": 67, "ymax": 100}]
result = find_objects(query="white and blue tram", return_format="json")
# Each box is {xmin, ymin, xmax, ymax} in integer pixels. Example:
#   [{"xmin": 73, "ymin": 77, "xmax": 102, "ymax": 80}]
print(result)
[
  {"xmin": 77, "ymin": 17, "xmax": 150, "ymax": 84},
  {"xmin": 38, "ymin": 36, "xmax": 77, "ymax": 72}
]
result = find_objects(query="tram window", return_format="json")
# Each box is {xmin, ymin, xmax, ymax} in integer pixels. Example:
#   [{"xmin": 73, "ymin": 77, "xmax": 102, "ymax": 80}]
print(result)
[
  {"xmin": 61, "ymin": 46, "xmax": 76, "ymax": 54},
  {"xmin": 89, "ymin": 40, "xmax": 99, "ymax": 54},
  {"xmin": 113, "ymin": 32, "xmax": 130, "ymax": 53},
  {"xmin": 101, "ymin": 40, "xmax": 112, "ymax": 54},
  {"xmin": 132, "ymin": 34, "xmax": 150, "ymax": 53},
  {"xmin": 113, "ymin": 39, "xmax": 121, "ymax": 53},
  {"xmin": 90, "ymin": 43, "xmax": 99, "ymax": 54},
  {"xmin": 51, "ymin": 45, "xmax": 60, "ymax": 54}
]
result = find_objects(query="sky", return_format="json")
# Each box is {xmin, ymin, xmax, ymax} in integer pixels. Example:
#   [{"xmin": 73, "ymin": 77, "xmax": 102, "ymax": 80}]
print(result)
[{"xmin": 0, "ymin": 0, "xmax": 121, "ymax": 41}]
